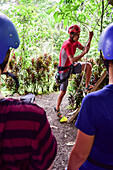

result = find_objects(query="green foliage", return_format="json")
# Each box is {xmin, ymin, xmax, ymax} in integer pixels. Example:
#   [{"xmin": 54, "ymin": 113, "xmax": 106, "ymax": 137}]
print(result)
[
  {"xmin": 0, "ymin": 0, "xmax": 61, "ymax": 95},
  {"xmin": 51, "ymin": 0, "xmax": 113, "ymax": 58},
  {"xmin": 0, "ymin": 0, "xmax": 112, "ymax": 103}
]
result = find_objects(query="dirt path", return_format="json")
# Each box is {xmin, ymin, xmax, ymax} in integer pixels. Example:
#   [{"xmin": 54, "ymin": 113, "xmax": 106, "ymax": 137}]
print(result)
[{"xmin": 35, "ymin": 92, "xmax": 77, "ymax": 170}]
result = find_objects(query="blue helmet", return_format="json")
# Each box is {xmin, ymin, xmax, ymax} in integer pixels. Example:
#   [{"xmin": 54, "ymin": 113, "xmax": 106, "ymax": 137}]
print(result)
[
  {"xmin": 0, "ymin": 13, "xmax": 20, "ymax": 64},
  {"xmin": 98, "ymin": 23, "xmax": 113, "ymax": 60}
]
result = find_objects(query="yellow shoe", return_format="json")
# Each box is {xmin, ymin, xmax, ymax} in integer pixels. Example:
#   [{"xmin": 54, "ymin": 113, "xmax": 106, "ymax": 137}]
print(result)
[{"xmin": 60, "ymin": 116, "xmax": 67, "ymax": 123}]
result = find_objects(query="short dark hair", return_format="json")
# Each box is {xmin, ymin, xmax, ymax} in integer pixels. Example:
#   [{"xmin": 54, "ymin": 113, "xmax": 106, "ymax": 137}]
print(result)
[{"xmin": 0, "ymin": 49, "xmax": 10, "ymax": 72}]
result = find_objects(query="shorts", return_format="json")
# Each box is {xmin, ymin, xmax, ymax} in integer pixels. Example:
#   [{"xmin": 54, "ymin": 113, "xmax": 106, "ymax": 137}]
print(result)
[{"xmin": 59, "ymin": 63, "xmax": 82, "ymax": 91}]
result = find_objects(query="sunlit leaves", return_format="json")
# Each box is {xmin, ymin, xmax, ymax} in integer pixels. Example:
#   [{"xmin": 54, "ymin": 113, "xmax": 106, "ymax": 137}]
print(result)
[
  {"xmin": 54, "ymin": 11, "xmax": 60, "ymax": 21},
  {"xmin": 59, "ymin": 0, "xmax": 65, "ymax": 5},
  {"xmin": 77, "ymin": 13, "xmax": 86, "ymax": 22},
  {"xmin": 51, "ymin": 0, "xmax": 112, "ymax": 32},
  {"xmin": 1, "ymin": 0, "xmax": 113, "ymax": 96},
  {"xmin": 47, "ymin": 4, "xmax": 58, "ymax": 14}
]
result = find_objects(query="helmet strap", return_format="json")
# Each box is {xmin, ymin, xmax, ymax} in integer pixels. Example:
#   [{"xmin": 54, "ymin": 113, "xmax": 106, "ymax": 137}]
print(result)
[
  {"xmin": 103, "ymin": 59, "xmax": 109, "ymax": 73},
  {"xmin": 70, "ymin": 32, "xmax": 76, "ymax": 42},
  {"xmin": 2, "ymin": 71, "xmax": 19, "ymax": 90},
  {"xmin": 100, "ymin": 52, "xmax": 109, "ymax": 74},
  {"xmin": 0, "ymin": 61, "xmax": 8, "ymax": 73},
  {"xmin": 0, "ymin": 70, "xmax": 4, "ymax": 98}
]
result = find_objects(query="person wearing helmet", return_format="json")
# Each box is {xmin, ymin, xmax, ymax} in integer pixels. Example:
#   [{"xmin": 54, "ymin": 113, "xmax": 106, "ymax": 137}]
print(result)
[
  {"xmin": 67, "ymin": 23, "xmax": 113, "ymax": 170},
  {"xmin": 54, "ymin": 24, "xmax": 94, "ymax": 121},
  {"xmin": 0, "ymin": 13, "xmax": 57, "ymax": 170}
]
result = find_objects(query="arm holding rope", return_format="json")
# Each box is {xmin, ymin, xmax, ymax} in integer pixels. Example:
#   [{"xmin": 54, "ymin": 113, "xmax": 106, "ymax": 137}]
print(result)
[
  {"xmin": 86, "ymin": 31, "xmax": 94, "ymax": 49},
  {"xmin": 69, "ymin": 50, "xmax": 87, "ymax": 63},
  {"xmin": 69, "ymin": 31, "xmax": 93, "ymax": 63},
  {"xmin": 82, "ymin": 31, "xmax": 94, "ymax": 53}
]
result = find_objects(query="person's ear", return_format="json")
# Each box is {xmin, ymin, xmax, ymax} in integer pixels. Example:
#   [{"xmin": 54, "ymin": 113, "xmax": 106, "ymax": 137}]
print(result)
[
  {"xmin": 0, "ymin": 68, "xmax": 1, "ymax": 75},
  {"xmin": 103, "ymin": 56, "xmax": 106, "ymax": 60}
]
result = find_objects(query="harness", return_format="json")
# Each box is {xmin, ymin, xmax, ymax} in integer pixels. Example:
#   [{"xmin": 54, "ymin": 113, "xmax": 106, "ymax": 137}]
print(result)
[{"xmin": 55, "ymin": 64, "xmax": 74, "ymax": 85}]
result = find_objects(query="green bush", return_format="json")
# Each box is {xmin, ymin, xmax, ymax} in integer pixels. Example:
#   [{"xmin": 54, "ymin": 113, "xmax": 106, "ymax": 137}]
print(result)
[{"xmin": 4, "ymin": 52, "xmax": 58, "ymax": 95}]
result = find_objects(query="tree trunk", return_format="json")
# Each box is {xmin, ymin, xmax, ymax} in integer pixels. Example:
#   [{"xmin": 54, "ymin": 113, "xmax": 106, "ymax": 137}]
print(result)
[{"xmin": 99, "ymin": 0, "xmax": 104, "ymax": 75}]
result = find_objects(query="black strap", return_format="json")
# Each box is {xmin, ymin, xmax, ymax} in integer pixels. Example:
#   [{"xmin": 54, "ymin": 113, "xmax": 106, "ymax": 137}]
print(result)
[
  {"xmin": 59, "ymin": 65, "xmax": 73, "ymax": 83},
  {"xmin": 57, "ymin": 64, "xmax": 72, "ymax": 71},
  {"xmin": 70, "ymin": 32, "xmax": 77, "ymax": 42},
  {"xmin": 87, "ymin": 156, "xmax": 113, "ymax": 169},
  {"xmin": 2, "ymin": 71, "xmax": 19, "ymax": 89},
  {"xmin": 57, "ymin": 64, "xmax": 75, "ymax": 83}
]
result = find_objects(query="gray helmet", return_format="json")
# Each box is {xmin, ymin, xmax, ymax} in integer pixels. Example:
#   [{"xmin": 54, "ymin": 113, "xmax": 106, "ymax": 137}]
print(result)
[{"xmin": 0, "ymin": 13, "xmax": 20, "ymax": 64}]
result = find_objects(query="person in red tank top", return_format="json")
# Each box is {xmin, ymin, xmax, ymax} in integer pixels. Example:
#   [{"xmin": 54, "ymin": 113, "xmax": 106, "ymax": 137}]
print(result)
[{"xmin": 54, "ymin": 25, "xmax": 94, "ymax": 122}]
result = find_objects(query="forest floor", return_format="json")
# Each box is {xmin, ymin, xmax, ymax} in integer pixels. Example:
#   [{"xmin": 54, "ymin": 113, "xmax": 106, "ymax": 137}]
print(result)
[{"xmin": 35, "ymin": 92, "xmax": 78, "ymax": 170}]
